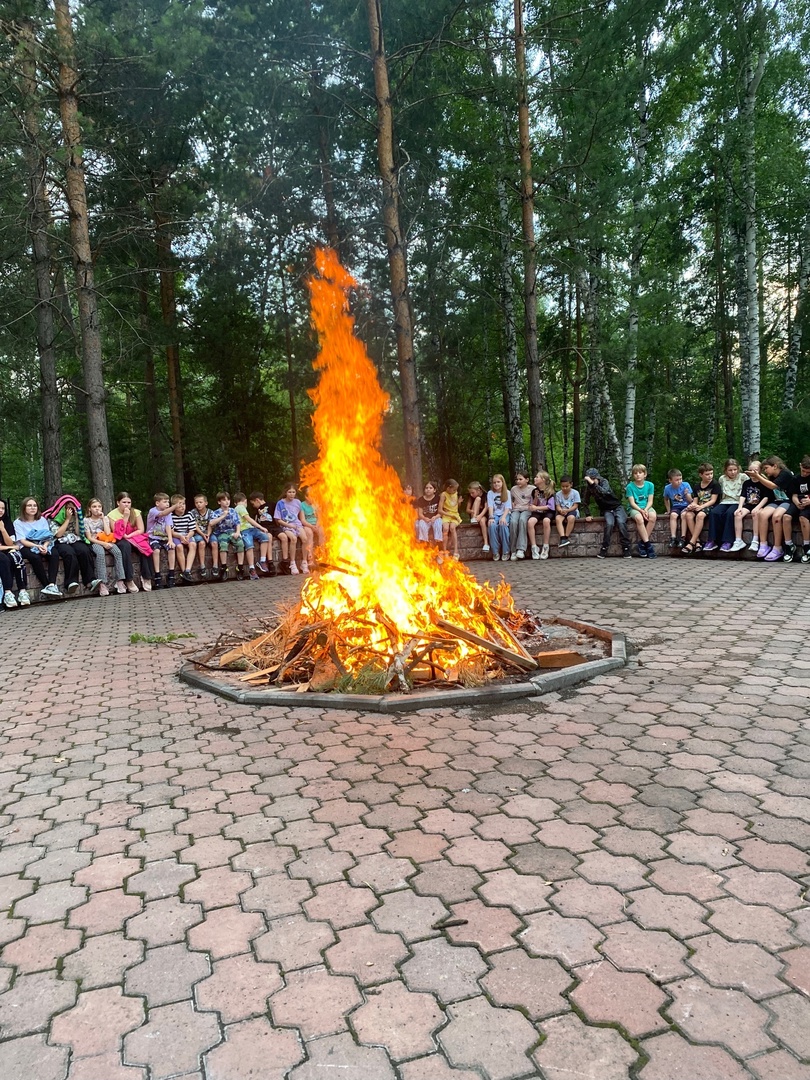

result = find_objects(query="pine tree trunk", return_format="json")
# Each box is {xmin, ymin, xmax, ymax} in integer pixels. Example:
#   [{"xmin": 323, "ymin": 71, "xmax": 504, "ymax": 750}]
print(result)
[
  {"xmin": 783, "ymin": 223, "xmax": 810, "ymax": 412},
  {"xmin": 733, "ymin": 221, "xmax": 751, "ymax": 452},
  {"xmin": 53, "ymin": 0, "xmax": 113, "ymax": 507},
  {"xmin": 153, "ymin": 207, "xmax": 188, "ymax": 494},
  {"xmin": 514, "ymin": 0, "xmax": 545, "ymax": 469},
  {"xmin": 622, "ymin": 72, "xmax": 649, "ymax": 480},
  {"xmin": 366, "ymin": 0, "xmax": 422, "ymax": 492},
  {"xmin": 497, "ymin": 177, "xmax": 527, "ymax": 476},
  {"xmin": 18, "ymin": 18, "xmax": 62, "ymax": 505},
  {"xmin": 739, "ymin": 13, "xmax": 766, "ymax": 456},
  {"xmin": 278, "ymin": 249, "xmax": 299, "ymax": 475},
  {"xmin": 139, "ymin": 276, "xmax": 163, "ymax": 493},
  {"xmin": 573, "ymin": 279, "xmax": 583, "ymax": 483},
  {"xmin": 582, "ymin": 252, "xmax": 623, "ymax": 481}
]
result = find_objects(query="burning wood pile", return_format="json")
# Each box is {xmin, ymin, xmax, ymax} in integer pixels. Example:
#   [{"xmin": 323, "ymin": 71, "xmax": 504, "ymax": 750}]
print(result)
[{"xmin": 214, "ymin": 248, "xmax": 547, "ymax": 696}]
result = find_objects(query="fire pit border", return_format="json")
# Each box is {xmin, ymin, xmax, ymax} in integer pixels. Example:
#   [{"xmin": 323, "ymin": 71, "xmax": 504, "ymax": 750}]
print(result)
[{"xmin": 178, "ymin": 617, "xmax": 626, "ymax": 713}]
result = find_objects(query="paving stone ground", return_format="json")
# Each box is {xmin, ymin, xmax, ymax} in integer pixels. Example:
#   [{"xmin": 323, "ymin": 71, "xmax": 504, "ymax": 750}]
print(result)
[{"xmin": 0, "ymin": 558, "xmax": 809, "ymax": 1080}]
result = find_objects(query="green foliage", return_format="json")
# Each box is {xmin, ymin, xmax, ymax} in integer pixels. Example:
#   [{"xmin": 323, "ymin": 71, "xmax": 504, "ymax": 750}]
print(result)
[{"xmin": 129, "ymin": 632, "xmax": 197, "ymax": 644}]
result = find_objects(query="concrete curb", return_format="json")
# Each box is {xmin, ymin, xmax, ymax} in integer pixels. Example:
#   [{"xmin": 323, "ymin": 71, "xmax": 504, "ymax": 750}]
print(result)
[{"xmin": 178, "ymin": 620, "xmax": 627, "ymax": 713}]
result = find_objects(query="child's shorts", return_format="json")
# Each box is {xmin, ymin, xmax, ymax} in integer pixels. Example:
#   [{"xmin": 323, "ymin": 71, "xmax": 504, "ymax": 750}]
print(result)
[
  {"xmin": 628, "ymin": 508, "xmax": 651, "ymax": 519},
  {"xmin": 529, "ymin": 509, "xmax": 554, "ymax": 521},
  {"xmin": 188, "ymin": 533, "xmax": 209, "ymax": 544},
  {"xmin": 148, "ymin": 537, "xmax": 170, "ymax": 551},
  {"xmin": 669, "ymin": 505, "xmax": 688, "ymax": 515},
  {"xmin": 216, "ymin": 532, "xmax": 245, "ymax": 553},
  {"xmin": 556, "ymin": 509, "xmax": 579, "ymax": 518},
  {"xmin": 241, "ymin": 527, "xmax": 268, "ymax": 550}
]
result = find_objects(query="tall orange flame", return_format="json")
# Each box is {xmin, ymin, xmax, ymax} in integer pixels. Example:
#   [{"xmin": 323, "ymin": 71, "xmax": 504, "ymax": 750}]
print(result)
[{"xmin": 297, "ymin": 248, "xmax": 515, "ymax": 679}]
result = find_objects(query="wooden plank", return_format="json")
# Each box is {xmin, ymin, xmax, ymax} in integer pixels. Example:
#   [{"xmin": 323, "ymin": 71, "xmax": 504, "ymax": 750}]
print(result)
[
  {"xmin": 534, "ymin": 649, "xmax": 587, "ymax": 669},
  {"xmin": 434, "ymin": 618, "xmax": 538, "ymax": 671},
  {"xmin": 490, "ymin": 613, "xmax": 535, "ymax": 663}
]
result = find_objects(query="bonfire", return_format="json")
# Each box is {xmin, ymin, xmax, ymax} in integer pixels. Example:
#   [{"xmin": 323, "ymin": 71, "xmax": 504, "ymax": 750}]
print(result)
[{"xmin": 218, "ymin": 248, "xmax": 544, "ymax": 693}]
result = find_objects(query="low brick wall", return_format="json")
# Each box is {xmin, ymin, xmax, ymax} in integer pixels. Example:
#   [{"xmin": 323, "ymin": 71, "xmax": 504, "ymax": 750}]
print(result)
[{"xmin": 456, "ymin": 517, "xmax": 770, "ymax": 561}]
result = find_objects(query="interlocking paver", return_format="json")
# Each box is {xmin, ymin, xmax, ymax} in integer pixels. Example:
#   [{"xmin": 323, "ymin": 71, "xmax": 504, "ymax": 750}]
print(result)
[
  {"xmin": 203, "ymin": 1017, "xmax": 303, "ymax": 1080},
  {"xmin": 1, "ymin": 921, "xmax": 82, "ymax": 973},
  {"xmin": 195, "ymin": 953, "xmax": 282, "ymax": 1022},
  {"xmin": 640, "ymin": 1030, "xmax": 749, "ymax": 1080},
  {"xmin": 0, "ymin": 970, "xmax": 77, "ymax": 1037},
  {"xmin": 287, "ymin": 1032, "xmax": 395, "ymax": 1080},
  {"xmin": 352, "ymin": 980, "xmax": 443, "ymax": 1060},
  {"xmin": 253, "ymin": 914, "xmax": 335, "ymax": 969},
  {"xmin": 269, "ymin": 964, "xmax": 361, "ymax": 1037},
  {"xmin": 600, "ymin": 922, "xmax": 690, "ymax": 982},
  {"xmin": 125, "ymin": 896, "xmax": 202, "ymax": 946},
  {"xmin": 402, "ymin": 938, "xmax": 488, "ymax": 1003},
  {"xmin": 666, "ymin": 975, "xmax": 774, "ymax": 1057},
  {"xmin": 325, "ymin": 924, "xmax": 408, "ymax": 986},
  {"xmin": 187, "ymin": 904, "xmax": 265, "ymax": 958},
  {"xmin": 520, "ymin": 909, "xmax": 603, "ymax": 966},
  {"xmin": 125, "ymin": 942, "xmax": 210, "ymax": 1005},
  {"xmin": 302, "ymin": 880, "xmax": 376, "ymax": 928},
  {"xmin": 0, "ymin": 1033, "xmax": 69, "ymax": 1080},
  {"xmin": 439, "ymin": 994, "xmax": 538, "ymax": 1080},
  {"xmin": 123, "ymin": 999, "xmax": 220, "ymax": 1078},
  {"xmin": 571, "ymin": 960, "xmax": 669, "ymax": 1036},
  {"xmin": 533, "ymin": 1012, "xmax": 637, "ymax": 1080},
  {"xmin": 768, "ymin": 992, "xmax": 810, "ymax": 1059},
  {"xmin": 482, "ymin": 948, "xmax": 570, "ymax": 1019},
  {"xmin": 708, "ymin": 897, "xmax": 797, "ymax": 950},
  {"xmin": 50, "ymin": 986, "xmax": 144, "ymax": 1059},
  {"xmin": 686, "ymin": 934, "xmax": 786, "ymax": 998}
]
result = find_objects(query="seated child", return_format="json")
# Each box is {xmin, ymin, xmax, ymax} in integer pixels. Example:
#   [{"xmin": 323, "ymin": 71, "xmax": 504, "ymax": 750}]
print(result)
[
  {"xmin": 786, "ymin": 456, "xmax": 810, "ymax": 563},
  {"xmin": 249, "ymin": 492, "xmax": 281, "ymax": 575},
  {"xmin": 528, "ymin": 471, "xmax": 555, "ymax": 560},
  {"xmin": 439, "ymin": 479, "xmax": 462, "ymax": 559},
  {"xmin": 625, "ymin": 465, "xmax": 657, "ymax": 558},
  {"xmin": 300, "ymin": 487, "xmax": 325, "ymax": 552},
  {"xmin": 748, "ymin": 456, "xmax": 793, "ymax": 561},
  {"xmin": 734, "ymin": 460, "xmax": 768, "ymax": 553},
  {"xmin": 168, "ymin": 495, "xmax": 198, "ymax": 584},
  {"xmin": 84, "ymin": 497, "xmax": 127, "ymax": 594},
  {"xmin": 583, "ymin": 468, "xmax": 630, "ymax": 558},
  {"xmin": 190, "ymin": 494, "xmax": 217, "ymax": 580},
  {"xmin": 416, "ymin": 482, "xmax": 443, "ymax": 545},
  {"xmin": 663, "ymin": 469, "xmax": 693, "ymax": 548},
  {"xmin": 704, "ymin": 459, "xmax": 745, "ymax": 553},
  {"xmin": 486, "ymin": 474, "xmax": 511, "ymax": 560},
  {"xmin": 682, "ymin": 463, "xmax": 720, "ymax": 554},
  {"xmin": 466, "ymin": 481, "xmax": 488, "ymax": 551},
  {"xmin": 234, "ymin": 492, "xmax": 271, "ymax": 579},
  {"xmin": 274, "ymin": 485, "xmax": 309, "ymax": 575},
  {"xmin": 146, "ymin": 493, "xmax": 177, "ymax": 588},
  {"xmin": 0, "ymin": 498, "xmax": 29, "ymax": 607},
  {"xmin": 210, "ymin": 492, "xmax": 245, "ymax": 580},
  {"xmin": 509, "ymin": 471, "xmax": 534, "ymax": 560},
  {"xmin": 554, "ymin": 475, "xmax": 580, "ymax": 549}
]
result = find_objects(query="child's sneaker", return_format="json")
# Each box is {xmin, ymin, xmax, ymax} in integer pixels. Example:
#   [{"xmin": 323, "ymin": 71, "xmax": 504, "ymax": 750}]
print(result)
[
  {"xmin": 290, "ymin": 562, "xmax": 300, "ymax": 574},
  {"xmin": 802, "ymin": 546, "xmax": 810, "ymax": 563},
  {"xmin": 516, "ymin": 550, "xmax": 525, "ymax": 559},
  {"xmin": 256, "ymin": 560, "xmax": 269, "ymax": 575},
  {"xmin": 720, "ymin": 542, "xmax": 732, "ymax": 552},
  {"xmin": 646, "ymin": 541, "xmax": 657, "ymax": 559},
  {"xmin": 3, "ymin": 592, "xmax": 17, "ymax": 609},
  {"xmin": 153, "ymin": 574, "xmax": 163, "ymax": 589},
  {"xmin": 98, "ymin": 583, "xmax": 109, "ymax": 596},
  {"xmin": 540, "ymin": 545, "xmax": 549, "ymax": 560},
  {"xmin": 782, "ymin": 543, "xmax": 796, "ymax": 562},
  {"xmin": 278, "ymin": 560, "xmax": 290, "ymax": 575},
  {"xmin": 482, "ymin": 544, "xmax": 490, "ymax": 553},
  {"xmin": 166, "ymin": 573, "xmax": 176, "ymax": 588},
  {"xmin": 249, "ymin": 567, "xmax": 260, "ymax": 580},
  {"xmin": 67, "ymin": 581, "xmax": 80, "ymax": 595},
  {"xmin": 126, "ymin": 581, "xmax": 138, "ymax": 593},
  {"xmin": 531, "ymin": 545, "xmax": 540, "ymax": 559},
  {"xmin": 637, "ymin": 545, "xmax": 648, "ymax": 558},
  {"xmin": 510, "ymin": 553, "xmax": 518, "ymax": 561},
  {"xmin": 622, "ymin": 548, "xmax": 632, "ymax": 558},
  {"xmin": 492, "ymin": 553, "xmax": 500, "ymax": 561},
  {"xmin": 668, "ymin": 537, "xmax": 677, "ymax": 548},
  {"xmin": 199, "ymin": 567, "xmax": 209, "ymax": 580},
  {"xmin": 211, "ymin": 567, "xmax": 220, "ymax": 580},
  {"xmin": 559, "ymin": 537, "xmax": 570, "ymax": 548},
  {"xmin": 597, "ymin": 547, "xmax": 608, "ymax": 559},
  {"xmin": 749, "ymin": 538, "xmax": 760, "ymax": 552},
  {"xmin": 115, "ymin": 581, "xmax": 127, "ymax": 594},
  {"xmin": 141, "ymin": 579, "xmax": 152, "ymax": 591},
  {"xmin": 300, "ymin": 561, "xmax": 309, "ymax": 573},
  {"xmin": 42, "ymin": 583, "xmax": 63, "ymax": 599},
  {"xmin": 470, "ymin": 517, "xmax": 478, "ymax": 524},
  {"xmin": 730, "ymin": 539, "xmax": 747, "ymax": 552},
  {"xmin": 182, "ymin": 571, "xmax": 194, "ymax": 585},
  {"xmin": 702, "ymin": 541, "xmax": 717, "ymax": 552},
  {"xmin": 18, "ymin": 589, "xmax": 31, "ymax": 606}
]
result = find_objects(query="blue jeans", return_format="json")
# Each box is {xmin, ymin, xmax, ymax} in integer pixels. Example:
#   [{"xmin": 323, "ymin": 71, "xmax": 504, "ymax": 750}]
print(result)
[
  {"xmin": 240, "ymin": 527, "xmax": 268, "ymax": 551},
  {"xmin": 488, "ymin": 517, "xmax": 510, "ymax": 557}
]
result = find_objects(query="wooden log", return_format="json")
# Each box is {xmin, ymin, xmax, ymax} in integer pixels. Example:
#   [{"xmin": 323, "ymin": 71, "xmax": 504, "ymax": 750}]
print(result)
[
  {"xmin": 434, "ymin": 618, "xmax": 538, "ymax": 671},
  {"xmin": 534, "ymin": 649, "xmax": 587, "ymax": 669},
  {"xmin": 490, "ymin": 613, "xmax": 536, "ymax": 663}
]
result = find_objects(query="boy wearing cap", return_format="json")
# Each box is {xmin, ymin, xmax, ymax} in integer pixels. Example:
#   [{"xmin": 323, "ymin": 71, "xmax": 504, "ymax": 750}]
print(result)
[{"xmin": 582, "ymin": 469, "xmax": 631, "ymax": 558}]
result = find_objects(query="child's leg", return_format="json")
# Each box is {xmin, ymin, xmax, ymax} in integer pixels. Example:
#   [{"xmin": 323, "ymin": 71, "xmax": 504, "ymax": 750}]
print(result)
[
  {"xmin": 442, "ymin": 521, "xmax": 450, "ymax": 550},
  {"xmin": 235, "ymin": 537, "xmax": 245, "ymax": 567},
  {"xmin": 151, "ymin": 547, "xmax": 161, "ymax": 573},
  {"xmin": 801, "ymin": 514, "xmax": 810, "ymax": 543},
  {"xmin": 771, "ymin": 508, "xmax": 787, "ymax": 548},
  {"xmin": 669, "ymin": 511, "xmax": 678, "ymax": 539},
  {"xmin": 278, "ymin": 533, "xmax": 289, "ymax": 559},
  {"xmin": 565, "ymin": 514, "xmax": 577, "ymax": 537},
  {"xmin": 219, "ymin": 537, "xmax": 229, "ymax": 566},
  {"xmin": 166, "ymin": 543, "xmax": 176, "ymax": 571},
  {"xmin": 431, "ymin": 519, "xmax": 443, "ymax": 545},
  {"xmin": 555, "ymin": 514, "xmax": 565, "ymax": 538},
  {"xmin": 259, "ymin": 538, "xmax": 270, "ymax": 563},
  {"xmin": 734, "ymin": 507, "xmax": 748, "ymax": 540},
  {"xmin": 634, "ymin": 513, "xmax": 649, "ymax": 542},
  {"xmin": 450, "ymin": 521, "xmax": 458, "ymax": 556},
  {"xmin": 175, "ymin": 544, "xmax": 186, "ymax": 571},
  {"xmin": 757, "ymin": 506, "xmax": 774, "ymax": 542},
  {"xmin": 304, "ymin": 526, "xmax": 315, "ymax": 560},
  {"xmin": 186, "ymin": 540, "xmax": 197, "ymax": 571},
  {"xmin": 527, "ymin": 518, "xmax": 537, "ymax": 547}
]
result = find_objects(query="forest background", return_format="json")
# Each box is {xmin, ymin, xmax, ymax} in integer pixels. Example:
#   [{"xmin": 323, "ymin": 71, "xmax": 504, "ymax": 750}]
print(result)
[{"xmin": 1, "ymin": 0, "xmax": 809, "ymax": 512}]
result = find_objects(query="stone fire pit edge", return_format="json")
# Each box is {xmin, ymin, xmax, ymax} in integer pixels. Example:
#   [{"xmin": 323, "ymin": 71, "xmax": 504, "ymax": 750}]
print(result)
[{"xmin": 178, "ymin": 617, "xmax": 626, "ymax": 713}]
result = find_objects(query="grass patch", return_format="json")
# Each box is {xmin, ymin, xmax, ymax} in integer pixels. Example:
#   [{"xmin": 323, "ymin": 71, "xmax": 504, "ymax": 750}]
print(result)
[{"xmin": 130, "ymin": 632, "xmax": 197, "ymax": 644}]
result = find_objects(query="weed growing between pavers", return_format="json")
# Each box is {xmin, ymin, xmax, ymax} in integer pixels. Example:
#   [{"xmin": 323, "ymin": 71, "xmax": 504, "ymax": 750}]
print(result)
[{"xmin": 130, "ymin": 632, "xmax": 197, "ymax": 644}]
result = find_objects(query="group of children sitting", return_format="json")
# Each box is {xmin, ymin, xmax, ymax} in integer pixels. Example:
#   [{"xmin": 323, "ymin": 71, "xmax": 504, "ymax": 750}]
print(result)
[
  {"xmin": 408, "ymin": 454, "xmax": 810, "ymax": 563},
  {"xmin": 0, "ymin": 485, "xmax": 325, "ymax": 606}
]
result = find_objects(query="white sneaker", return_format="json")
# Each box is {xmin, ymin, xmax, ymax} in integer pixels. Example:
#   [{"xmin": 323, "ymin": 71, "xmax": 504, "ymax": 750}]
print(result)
[
  {"xmin": 67, "ymin": 581, "xmax": 80, "ymax": 595},
  {"xmin": 470, "ymin": 517, "xmax": 478, "ymax": 525},
  {"xmin": 116, "ymin": 581, "xmax": 127, "ymax": 594},
  {"xmin": 3, "ymin": 592, "xmax": 17, "ymax": 609},
  {"xmin": 516, "ymin": 550, "xmax": 525, "ymax": 559},
  {"xmin": 42, "ymin": 584, "xmax": 63, "ymax": 599},
  {"xmin": 17, "ymin": 590, "xmax": 30, "ymax": 607},
  {"xmin": 730, "ymin": 539, "xmax": 747, "ymax": 552},
  {"xmin": 141, "ymin": 579, "xmax": 152, "ymax": 591},
  {"xmin": 531, "ymin": 545, "xmax": 540, "ymax": 560},
  {"xmin": 290, "ymin": 562, "xmax": 300, "ymax": 574},
  {"xmin": 99, "ymin": 583, "xmax": 110, "ymax": 596},
  {"xmin": 482, "ymin": 544, "xmax": 490, "ymax": 553},
  {"xmin": 300, "ymin": 561, "xmax": 309, "ymax": 573},
  {"xmin": 540, "ymin": 545, "xmax": 549, "ymax": 560},
  {"xmin": 510, "ymin": 553, "xmax": 518, "ymax": 561},
  {"xmin": 492, "ymin": 554, "xmax": 500, "ymax": 561},
  {"xmin": 748, "ymin": 539, "xmax": 759, "ymax": 552}
]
